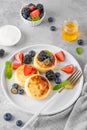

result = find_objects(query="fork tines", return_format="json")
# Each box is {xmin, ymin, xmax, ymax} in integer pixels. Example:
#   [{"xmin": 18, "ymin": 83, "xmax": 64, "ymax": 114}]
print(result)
[
  {"xmin": 58, "ymin": 68, "xmax": 82, "ymax": 93},
  {"xmin": 67, "ymin": 69, "xmax": 82, "ymax": 86}
]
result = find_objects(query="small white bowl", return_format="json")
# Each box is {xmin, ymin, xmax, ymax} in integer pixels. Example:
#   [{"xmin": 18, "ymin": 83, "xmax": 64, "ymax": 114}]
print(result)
[
  {"xmin": 20, "ymin": 6, "xmax": 46, "ymax": 26},
  {"xmin": 0, "ymin": 25, "xmax": 21, "ymax": 46}
]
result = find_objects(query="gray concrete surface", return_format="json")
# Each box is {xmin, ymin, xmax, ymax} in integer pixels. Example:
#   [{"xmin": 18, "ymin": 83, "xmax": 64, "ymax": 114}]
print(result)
[{"xmin": 0, "ymin": 0, "xmax": 87, "ymax": 129}]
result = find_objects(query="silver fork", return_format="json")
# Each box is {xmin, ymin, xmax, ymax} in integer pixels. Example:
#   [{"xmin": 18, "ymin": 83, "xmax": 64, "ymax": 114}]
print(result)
[{"xmin": 58, "ymin": 69, "xmax": 83, "ymax": 93}]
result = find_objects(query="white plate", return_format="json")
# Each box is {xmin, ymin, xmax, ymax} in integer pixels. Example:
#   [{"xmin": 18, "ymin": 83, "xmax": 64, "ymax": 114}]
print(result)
[
  {"xmin": 1, "ymin": 44, "xmax": 83, "ymax": 115},
  {"xmin": 0, "ymin": 25, "xmax": 21, "ymax": 46}
]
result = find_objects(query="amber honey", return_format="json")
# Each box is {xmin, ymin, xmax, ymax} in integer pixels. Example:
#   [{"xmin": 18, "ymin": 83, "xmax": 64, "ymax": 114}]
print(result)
[{"xmin": 62, "ymin": 20, "xmax": 78, "ymax": 42}]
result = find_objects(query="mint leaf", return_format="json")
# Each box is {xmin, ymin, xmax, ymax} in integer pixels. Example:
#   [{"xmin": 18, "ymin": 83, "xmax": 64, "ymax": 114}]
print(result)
[
  {"xmin": 44, "ymin": 50, "xmax": 51, "ymax": 56},
  {"xmin": 76, "ymin": 47, "xmax": 83, "ymax": 55},
  {"xmin": 5, "ymin": 61, "xmax": 12, "ymax": 79},
  {"xmin": 53, "ymin": 84, "xmax": 62, "ymax": 90},
  {"xmin": 28, "ymin": 17, "xmax": 40, "ymax": 21},
  {"xmin": 62, "ymin": 80, "xmax": 69, "ymax": 86},
  {"xmin": 5, "ymin": 61, "xmax": 11, "ymax": 68},
  {"xmin": 34, "ymin": 16, "xmax": 40, "ymax": 21},
  {"xmin": 27, "ymin": 17, "xmax": 32, "ymax": 21},
  {"xmin": 31, "ymin": 17, "xmax": 36, "ymax": 21},
  {"xmin": 53, "ymin": 80, "xmax": 69, "ymax": 90},
  {"xmin": 5, "ymin": 68, "xmax": 12, "ymax": 79}
]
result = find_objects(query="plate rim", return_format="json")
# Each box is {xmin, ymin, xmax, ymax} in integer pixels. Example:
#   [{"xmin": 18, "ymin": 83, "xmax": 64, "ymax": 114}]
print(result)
[{"xmin": 1, "ymin": 44, "xmax": 84, "ymax": 115}]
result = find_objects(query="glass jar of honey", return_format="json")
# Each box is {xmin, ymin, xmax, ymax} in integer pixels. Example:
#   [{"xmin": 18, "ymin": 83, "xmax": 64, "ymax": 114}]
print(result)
[{"xmin": 62, "ymin": 19, "xmax": 78, "ymax": 42}]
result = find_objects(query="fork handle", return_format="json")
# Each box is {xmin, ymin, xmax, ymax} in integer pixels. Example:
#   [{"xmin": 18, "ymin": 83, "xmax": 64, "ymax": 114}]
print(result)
[
  {"xmin": 58, "ymin": 86, "xmax": 65, "ymax": 93},
  {"xmin": 21, "ymin": 92, "xmax": 58, "ymax": 130}
]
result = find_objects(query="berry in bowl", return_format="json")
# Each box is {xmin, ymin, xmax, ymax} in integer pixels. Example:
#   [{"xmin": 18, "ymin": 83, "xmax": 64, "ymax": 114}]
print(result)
[{"xmin": 21, "ymin": 3, "xmax": 45, "ymax": 26}]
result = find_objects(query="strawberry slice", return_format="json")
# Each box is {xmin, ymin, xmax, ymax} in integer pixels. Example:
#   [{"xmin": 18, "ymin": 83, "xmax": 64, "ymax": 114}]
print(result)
[
  {"xmin": 55, "ymin": 51, "xmax": 65, "ymax": 61},
  {"xmin": 12, "ymin": 63, "xmax": 22, "ymax": 70},
  {"xmin": 25, "ymin": 5, "xmax": 35, "ymax": 11},
  {"xmin": 61, "ymin": 64, "xmax": 74, "ymax": 74},
  {"xmin": 29, "ymin": 5, "xmax": 35, "ymax": 11},
  {"xmin": 24, "ymin": 65, "xmax": 34, "ymax": 76},
  {"xmin": 30, "ymin": 9, "xmax": 40, "ymax": 18},
  {"xmin": 14, "ymin": 52, "xmax": 24, "ymax": 64}
]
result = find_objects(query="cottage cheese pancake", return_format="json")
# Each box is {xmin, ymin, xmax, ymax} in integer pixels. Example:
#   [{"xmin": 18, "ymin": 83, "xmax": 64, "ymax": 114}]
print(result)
[
  {"xmin": 15, "ymin": 65, "xmax": 39, "ymax": 87},
  {"xmin": 34, "ymin": 50, "xmax": 57, "ymax": 72},
  {"xmin": 25, "ymin": 74, "xmax": 52, "ymax": 99}
]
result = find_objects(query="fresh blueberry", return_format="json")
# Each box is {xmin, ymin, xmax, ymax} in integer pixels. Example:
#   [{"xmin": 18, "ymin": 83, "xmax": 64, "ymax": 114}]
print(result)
[
  {"xmin": 18, "ymin": 89, "xmax": 24, "ymax": 95},
  {"xmin": 37, "ymin": 54, "xmax": 44, "ymax": 61},
  {"xmin": 22, "ymin": 13, "xmax": 28, "ymax": 19},
  {"xmin": 36, "ymin": 4, "xmax": 43, "ymax": 11},
  {"xmin": 77, "ymin": 39, "xmax": 84, "ymax": 46},
  {"xmin": 3, "ymin": 113, "xmax": 12, "ymax": 121},
  {"xmin": 54, "ymin": 78, "xmax": 61, "ymax": 84},
  {"xmin": 48, "ymin": 17, "xmax": 54, "ymax": 23},
  {"xmin": 48, "ymin": 56, "xmax": 53, "ymax": 62},
  {"xmin": 28, "ymin": 3, "xmax": 35, "ymax": 6},
  {"xmin": 21, "ymin": 7, "xmax": 30, "ymax": 17},
  {"xmin": 0, "ymin": 49, "xmax": 5, "ymax": 57},
  {"xmin": 11, "ymin": 88, "xmax": 18, "ymax": 94},
  {"xmin": 50, "ymin": 26, "xmax": 56, "ymax": 31},
  {"xmin": 16, "ymin": 120, "xmax": 23, "ymax": 127},
  {"xmin": 24, "ymin": 54, "xmax": 32, "ymax": 64},
  {"xmin": 55, "ymin": 72, "xmax": 60, "ymax": 78},
  {"xmin": 29, "ymin": 50, "xmax": 36, "ymax": 57},
  {"xmin": 37, "ymin": 51, "xmax": 49, "ymax": 61},
  {"xmin": 12, "ymin": 83, "xmax": 19, "ymax": 89},
  {"xmin": 46, "ymin": 70, "xmax": 55, "ymax": 80},
  {"xmin": 40, "ymin": 12, "xmax": 44, "ymax": 18}
]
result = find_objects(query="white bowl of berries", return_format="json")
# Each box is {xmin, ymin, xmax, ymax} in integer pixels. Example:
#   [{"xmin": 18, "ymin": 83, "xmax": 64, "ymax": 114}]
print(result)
[{"xmin": 21, "ymin": 3, "xmax": 45, "ymax": 26}]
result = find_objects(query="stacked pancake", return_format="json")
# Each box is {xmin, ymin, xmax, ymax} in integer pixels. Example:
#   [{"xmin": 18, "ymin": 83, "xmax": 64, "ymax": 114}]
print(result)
[{"xmin": 15, "ymin": 50, "xmax": 56, "ymax": 99}]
